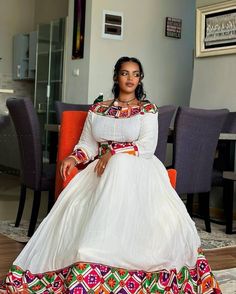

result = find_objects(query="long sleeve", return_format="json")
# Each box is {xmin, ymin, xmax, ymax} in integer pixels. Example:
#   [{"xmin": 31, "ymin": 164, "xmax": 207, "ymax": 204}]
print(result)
[
  {"xmin": 134, "ymin": 111, "xmax": 158, "ymax": 158},
  {"xmin": 71, "ymin": 111, "xmax": 98, "ymax": 164}
]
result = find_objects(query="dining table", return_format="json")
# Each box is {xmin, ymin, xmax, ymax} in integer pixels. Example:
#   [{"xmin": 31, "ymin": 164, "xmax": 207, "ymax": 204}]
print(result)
[{"xmin": 217, "ymin": 133, "xmax": 236, "ymax": 234}]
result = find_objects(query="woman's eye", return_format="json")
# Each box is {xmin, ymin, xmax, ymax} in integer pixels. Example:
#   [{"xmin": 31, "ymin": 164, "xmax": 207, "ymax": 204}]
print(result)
[
  {"xmin": 120, "ymin": 71, "xmax": 128, "ymax": 76},
  {"xmin": 134, "ymin": 73, "xmax": 140, "ymax": 77}
]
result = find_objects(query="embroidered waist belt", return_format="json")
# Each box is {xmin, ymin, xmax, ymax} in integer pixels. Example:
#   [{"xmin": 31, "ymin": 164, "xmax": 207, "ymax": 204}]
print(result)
[{"xmin": 98, "ymin": 141, "xmax": 138, "ymax": 158}]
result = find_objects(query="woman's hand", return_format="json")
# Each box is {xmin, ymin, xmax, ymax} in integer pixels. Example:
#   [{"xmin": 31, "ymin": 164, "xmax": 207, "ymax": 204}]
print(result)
[
  {"xmin": 94, "ymin": 151, "xmax": 112, "ymax": 176},
  {"xmin": 60, "ymin": 157, "xmax": 78, "ymax": 181}
]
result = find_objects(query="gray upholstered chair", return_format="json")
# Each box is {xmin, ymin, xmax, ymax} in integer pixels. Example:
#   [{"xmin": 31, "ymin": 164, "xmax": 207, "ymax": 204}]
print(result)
[
  {"xmin": 6, "ymin": 97, "xmax": 56, "ymax": 237},
  {"xmin": 55, "ymin": 101, "xmax": 91, "ymax": 124},
  {"xmin": 154, "ymin": 105, "xmax": 176, "ymax": 164},
  {"xmin": 172, "ymin": 106, "xmax": 229, "ymax": 232}
]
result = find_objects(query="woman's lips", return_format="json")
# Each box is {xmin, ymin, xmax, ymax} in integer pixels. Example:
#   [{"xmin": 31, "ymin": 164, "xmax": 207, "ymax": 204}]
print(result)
[{"xmin": 126, "ymin": 82, "xmax": 134, "ymax": 87}]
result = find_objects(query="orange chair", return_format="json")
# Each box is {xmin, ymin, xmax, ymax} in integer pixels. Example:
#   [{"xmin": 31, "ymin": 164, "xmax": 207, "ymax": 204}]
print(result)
[
  {"xmin": 55, "ymin": 111, "xmax": 177, "ymax": 198},
  {"xmin": 55, "ymin": 111, "xmax": 88, "ymax": 198}
]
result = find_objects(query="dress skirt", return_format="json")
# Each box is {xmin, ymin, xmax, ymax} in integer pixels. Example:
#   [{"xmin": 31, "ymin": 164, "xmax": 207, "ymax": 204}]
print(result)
[{"xmin": 2, "ymin": 154, "xmax": 221, "ymax": 293}]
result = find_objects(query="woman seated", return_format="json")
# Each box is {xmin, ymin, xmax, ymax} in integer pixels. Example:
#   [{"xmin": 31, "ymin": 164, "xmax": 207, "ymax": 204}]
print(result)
[{"xmin": 1, "ymin": 56, "xmax": 221, "ymax": 293}]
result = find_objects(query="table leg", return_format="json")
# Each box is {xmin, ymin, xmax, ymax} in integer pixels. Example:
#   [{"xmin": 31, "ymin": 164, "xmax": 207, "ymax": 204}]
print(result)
[{"xmin": 223, "ymin": 178, "xmax": 234, "ymax": 234}]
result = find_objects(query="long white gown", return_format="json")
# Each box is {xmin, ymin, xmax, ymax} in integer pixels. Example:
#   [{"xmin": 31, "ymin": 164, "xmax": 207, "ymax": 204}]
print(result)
[{"xmin": 2, "ymin": 102, "xmax": 221, "ymax": 294}]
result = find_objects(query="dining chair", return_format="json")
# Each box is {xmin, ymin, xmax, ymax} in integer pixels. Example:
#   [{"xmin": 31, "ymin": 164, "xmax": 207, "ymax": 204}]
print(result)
[
  {"xmin": 54, "ymin": 101, "xmax": 91, "ymax": 124},
  {"xmin": 154, "ymin": 105, "xmax": 176, "ymax": 164},
  {"xmin": 6, "ymin": 97, "xmax": 56, "ymax": 237},
  {"xmin": 55, "ymin": 110, "xmax": 177, "ymax": 198},
  {"xmin": 172, "ymin": 106, "xmax": 229, "ymax": 232}
]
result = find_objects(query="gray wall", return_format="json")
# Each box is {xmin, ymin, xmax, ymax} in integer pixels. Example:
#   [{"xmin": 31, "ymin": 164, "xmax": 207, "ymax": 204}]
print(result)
[
  {"xmin": 64, "ymin": 0, "xmax": 196, "ymax": 107},
  {"xmin": 190, "ymin": 0, "xmax": 236, "ymax": 110},
  {"xmin": 34, "ymin": 0, "xmax": 68, "ymax": 26}
]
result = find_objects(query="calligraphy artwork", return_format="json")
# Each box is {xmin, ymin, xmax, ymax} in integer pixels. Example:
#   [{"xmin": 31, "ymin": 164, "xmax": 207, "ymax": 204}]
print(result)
[{"xmin": 196, "ymin": 1, "xmax": 236, "ymax": 57}]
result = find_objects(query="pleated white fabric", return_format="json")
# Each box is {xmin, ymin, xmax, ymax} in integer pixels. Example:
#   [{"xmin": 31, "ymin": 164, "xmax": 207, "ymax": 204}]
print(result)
[{"xmin": 14, "ymin": 107, "xmax": 201, "ymax": 274}]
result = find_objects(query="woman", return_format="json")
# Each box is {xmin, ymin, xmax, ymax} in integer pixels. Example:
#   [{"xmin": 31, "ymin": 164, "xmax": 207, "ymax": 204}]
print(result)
[{"xmin": 2, "ymin": 57, "xmax": 221, "ymax": 293}]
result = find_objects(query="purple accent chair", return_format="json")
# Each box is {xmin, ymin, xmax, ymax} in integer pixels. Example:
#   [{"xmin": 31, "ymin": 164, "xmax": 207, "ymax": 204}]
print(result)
[
  {"xmin": 173, "ymin": 106, "xmax": 229, "ymax": 233},
  {"xmin": 154, "ymin": 105, "xmax": 176, "ymax": 164},
  {"xmin": 6, "ymin": 97, "xmax": 56, "ymax": 237}
]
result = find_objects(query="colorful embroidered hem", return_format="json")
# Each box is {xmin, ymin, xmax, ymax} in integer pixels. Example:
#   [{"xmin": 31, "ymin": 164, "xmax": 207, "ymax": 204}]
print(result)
[
  {"xmin": 2, "ymin": 250, "xmax": 221, "ymax": 294},
  {"xmin": 90, "ymin": 102, "xmax": 158, "ymax": 118},
  {"xmin": 99, "ymin": 141, "xmax": 139, "ymax": 157}
]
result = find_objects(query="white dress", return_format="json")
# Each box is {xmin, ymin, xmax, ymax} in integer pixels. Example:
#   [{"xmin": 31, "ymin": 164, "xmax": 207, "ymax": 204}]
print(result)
[{"xmin": 3, "ymin": 102, "xmax": 221, "ymax": 294}]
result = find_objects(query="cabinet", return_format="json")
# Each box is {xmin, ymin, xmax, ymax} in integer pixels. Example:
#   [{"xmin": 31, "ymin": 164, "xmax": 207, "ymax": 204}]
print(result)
[
  {"xmin": 34, "ymin": 18, "xmax": 66, "ymax": 158},
  {"xmin": 13, "ymin": 31, "xmax": 37, "ymax": 80}
]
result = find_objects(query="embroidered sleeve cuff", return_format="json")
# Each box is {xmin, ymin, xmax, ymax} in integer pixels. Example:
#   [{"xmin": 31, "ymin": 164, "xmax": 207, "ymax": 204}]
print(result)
[
  {"xmin": 70, "ymin": 148, "xmax": 89, "ymax": 165},
  {"xmin": 110, "ymin": 142, "xmax": 139, "ymax": 156}
]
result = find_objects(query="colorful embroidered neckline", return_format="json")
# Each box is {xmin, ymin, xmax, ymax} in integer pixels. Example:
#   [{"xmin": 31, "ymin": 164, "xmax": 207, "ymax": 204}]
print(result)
[{"xmin": 90, "ymin": 102, "xmax": 158, "ymax": 118}]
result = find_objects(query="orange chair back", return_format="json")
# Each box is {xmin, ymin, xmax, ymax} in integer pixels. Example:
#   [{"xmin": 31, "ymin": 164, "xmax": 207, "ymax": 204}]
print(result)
[
  {"xmin": 55, "ymin": 111, "xmax": 88, "ymax": 198},
  {"xmin": 55, "ymin": 110, "xmax": 177, "ymax": 198},
  {"xmin": 167, "ymin": 169, "xmax": 177, "ymax": 190}
]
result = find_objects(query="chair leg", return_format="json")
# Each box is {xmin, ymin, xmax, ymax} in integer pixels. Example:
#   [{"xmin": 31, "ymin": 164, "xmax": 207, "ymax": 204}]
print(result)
[
  {"xmin": 28, "ymin": 190, "xmax": 41, "ymax": 237},
  {"xmin": 186, "ymin": 193, "xmax": 194, "ymax": 217},
  {"xmin": 199, "ymin": 192, "xmax": 211, "ymax": 233},
  {"xmin": 223, "ymin": 179, "xmax": 234, "ymax": 234},
  {"xmin": 15, "ymin": 184, "xmax": 27, "ymax": 227},
  {"xmin": 47, "ymin": 188, "xmax": 55, "ymax": 213}
]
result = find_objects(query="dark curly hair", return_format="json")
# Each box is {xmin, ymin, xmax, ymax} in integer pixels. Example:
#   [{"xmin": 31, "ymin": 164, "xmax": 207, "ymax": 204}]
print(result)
[{"xmin": 112, "ymin": 56, "xmax": 146, "ymax": 100}]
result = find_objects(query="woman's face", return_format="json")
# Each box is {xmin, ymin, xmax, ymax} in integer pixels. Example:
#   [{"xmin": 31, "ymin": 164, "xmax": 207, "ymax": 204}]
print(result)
[{"xmin": 117, "ymin": 61, "xmax": 141, "ymax": 96}]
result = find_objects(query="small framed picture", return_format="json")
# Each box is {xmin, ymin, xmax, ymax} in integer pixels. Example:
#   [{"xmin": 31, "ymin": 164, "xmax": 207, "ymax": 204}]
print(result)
[{"xmin": 165, "ymin": 17, "xmax": 182, "ymax": 39}]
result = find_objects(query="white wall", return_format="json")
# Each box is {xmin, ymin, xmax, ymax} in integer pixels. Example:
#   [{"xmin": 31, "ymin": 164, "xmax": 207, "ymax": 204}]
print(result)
[
  {"xmin": 65, "ymin": 0, "xmax": 195, "ymax": 107},
  {"xmin": 190, "ymin": 0, "xmax": 236, "ymax": 110}
]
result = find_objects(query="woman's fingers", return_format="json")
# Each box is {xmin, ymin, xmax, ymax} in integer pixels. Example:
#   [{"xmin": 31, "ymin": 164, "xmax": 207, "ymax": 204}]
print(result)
[
  {"xmin": 94, "ymin": 160, "xmax": 106, "ymax": 176},
  {"xmin": 94, "ymin": 151, "xmax": 112, "ymax": 176},
  {"xmin": 60, "ymin": 158, "xmax": 77, "ymax": 180},
  {"xmin": 67, "ymin": 164, "xmax": 75, "ymax": 176},
  {"xmin": 60, "ymin": 162, "xmax": 69, "ymax": 180}
]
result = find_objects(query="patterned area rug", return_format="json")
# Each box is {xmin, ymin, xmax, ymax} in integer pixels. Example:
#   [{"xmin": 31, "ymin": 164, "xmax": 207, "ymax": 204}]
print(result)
[
  {"xmin": 0, "ymin": 218, "xmax": 235, "ymax": 249},
  {"xmin": 0, "ymin": 220, "xmax": 31, "ymax": 243},
  {"xmin": 214, "ymin": 267, "xmax": 236, "ymax": 294},
  {"xmin": 194, "ymin": 218, "xmax": 236, "ymax": 250}
]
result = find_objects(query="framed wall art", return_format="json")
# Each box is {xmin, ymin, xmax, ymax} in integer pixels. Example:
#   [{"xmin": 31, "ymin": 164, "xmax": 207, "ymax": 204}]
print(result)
[
  {"xmin": 165, "ymin": 17, "xmax": 182, "ymax": 39},
  {"xmin": 196, "ymin": 1, "xmax": 236, "ymax": 57},
  {"xmin": 72, "ymin": 0, "xmax": 86, "ymax": 59}
]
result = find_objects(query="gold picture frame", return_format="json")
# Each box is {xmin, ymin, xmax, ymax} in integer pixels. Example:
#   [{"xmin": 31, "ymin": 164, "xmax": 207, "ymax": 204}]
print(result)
[{"xmin": 196, "ymin": 1, "xmax": 236, "ymax": 57}]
